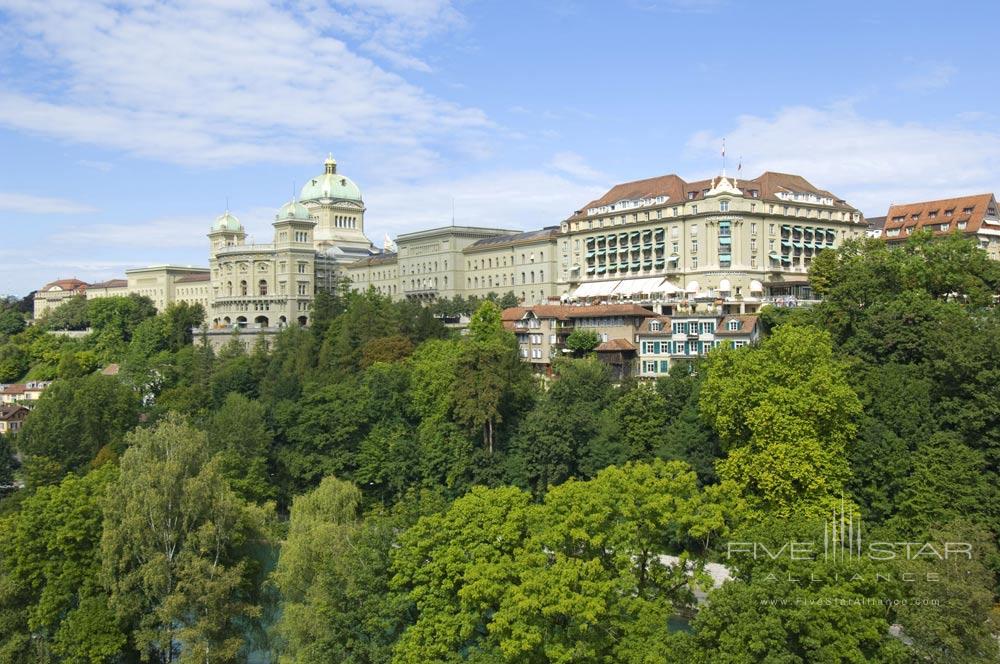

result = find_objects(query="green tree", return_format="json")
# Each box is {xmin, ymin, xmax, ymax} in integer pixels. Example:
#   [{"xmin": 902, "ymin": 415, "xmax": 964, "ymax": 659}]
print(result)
[
  {"xmin": 17, "ymin": 374, "xmax": 140, "ymax": 484},
  {"xmin": 277, "ymin": 378, "xmax": 370, "ymax": 494},
  {"xmin": 355, "ymin": 422, "xmax": 419, "ymax": 505},
  {"xmin": 0, "ymin": 343, "xmax": 29, "ymax": 382},
  {"xmin": 491, "ymin": 461, "xmax": 736, "ymax": 664},
  {"xmin": 0, "ymin": 309, "xmax": 26, "ymax": 337},
  {"xmin": 700, "ymin": 325, "xmax": 862, "ymax": 518},
  {"xmin": 56, "ymin": 349, "xmax": 98, "ymax": 378},
  {"xmin": 43, "ymin": 295, "xmax": 90, "ymax": 331},
  {"xmin": 87, "ymin": 294, "xmax": 157, "ymax": 358},
  {"xmin": 497, "ymin": 291, "xmax": 519, "ymax": 309},
  {"xmin": 391, "ymin": 485, "xmax": 532, "ymax": 663},
  {"xmin": 894, "ymin": 521, "xmax": 999, "ymax": 663},
  {"xmin": 0, "ymin": 465, "xmax": 126, "ymax": 662},
  {"xmin": 889, "ymin": 433, "xmax": 992, "ymax": 536},
  {"xmin": 162, "ymin": 301, "xmax": 206, "ymax": 351},
  {"xmin": 207, "ymin": 393, "xmax": 275, "ymax": 504},
  {"xmin": 678, "ymin": 515, "xmax": 909, "ymax": 664},
  {"xmin": 508, "ymin": 360, "xmax": 615, "ymax": 493},
  {"xmin": 451, "ymin": 301, "xmax": 534, "ymax": 455},
  {"xmin": 563, "ymin": 328, "xmax": 600, "ymax": 356},
  {"xmin": 101, "ymin": 415, "xmax": 273, "ymax": 663},
  {"xmin": 272, "ymin": 477, "xmax": 418, "ymax": 664}
]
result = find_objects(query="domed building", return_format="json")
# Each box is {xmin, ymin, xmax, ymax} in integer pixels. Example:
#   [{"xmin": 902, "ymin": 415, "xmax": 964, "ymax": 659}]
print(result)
[
  {"xmin": 300, "ymin": 155, "xmax": 373, "ymax": 253},
  {"xmin": 203, "ymin": 156, "xmax": 377, "ymax": 347}
]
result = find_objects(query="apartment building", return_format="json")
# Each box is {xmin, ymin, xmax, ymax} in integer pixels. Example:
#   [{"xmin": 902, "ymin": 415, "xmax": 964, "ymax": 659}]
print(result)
[
  {"xmin": 0, "ymin": 405, "xmax": 29, "ymax": 436},
  {"xmin": 502, "ymin": 304, "xmax": 657, "ymax": 376},
  {"xmin": 636, "ymin": 314, "xmax": 759, "ymax": 378},
  {"xmin": 0, "ymin": 381, "xmax": 51, "ymax": 405},
  {"xmin": 880, "ymin": 193, "xmax": 1000, "ymax": 259}
]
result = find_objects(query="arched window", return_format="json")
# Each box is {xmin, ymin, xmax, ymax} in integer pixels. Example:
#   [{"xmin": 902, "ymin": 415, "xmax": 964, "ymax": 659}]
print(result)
[
  {"xmin": 240, "ymin": 280, "xmax": 248, "ymax": 296},
  {"xmin": 226, "ymin": 281, "xmax": 233, "ymax": 296},
  {"xmin": 258, "ymin": 279, "xmax": 268, "ymax": 296}
]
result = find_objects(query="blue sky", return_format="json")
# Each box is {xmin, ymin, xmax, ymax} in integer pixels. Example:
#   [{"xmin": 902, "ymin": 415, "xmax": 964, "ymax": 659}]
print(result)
[{"xmin": 1, "ymin": 0, "xmax": 998, "ymax": 296}]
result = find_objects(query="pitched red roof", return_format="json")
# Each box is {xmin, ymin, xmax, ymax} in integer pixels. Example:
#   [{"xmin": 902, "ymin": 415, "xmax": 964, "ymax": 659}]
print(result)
[
  {"xmin": 89, "ymin": 279, "xmax": 127, "ymax": 289},
  {"xmin": 41, "ymin": 278, "xmax": 88, "ymax": 293},
  {"xmin": 715, "ymin": 315, "xmax": 759, "ymax": 336},
  {"xmin": 882, "ymin": 193, "xmax": 999, "ymax": 238},
  {"xmin": 0, "ymin": 405, "xmax": 29, "ymax": 421},
  {"xmin": 595, "ymin": 338, "xmax": 637, "ymax": 352},
  {"xmin": 637, "ymin": 315, "xmax": 672, "ymax": 335},
  {"xmin": 568, "ymin": 171, "xmax": 857, "ymax": 221}
]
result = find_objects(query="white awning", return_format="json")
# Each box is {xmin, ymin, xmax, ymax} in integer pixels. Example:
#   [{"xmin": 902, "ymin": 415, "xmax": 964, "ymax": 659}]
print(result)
[
  {"xmin": 718, "ymin": 278, "xmax": 732, "ymax": 292},
  {"xmin": 612, "ymin": 277, "xmax": 668, "ymax": 297},
  {"xmin": 660, "ymin": 281, "xmax": 681, "ymax": 294},
  {"xmin": 685, "ymin": 280, "xmax": 700, "ymax": 293},
  {"xmin": 749, "ymin": 279, "xmax": 763, "ymax": 293},
  {"xmin": 572, "ymin": 280, "xmax": 621, "ymax": 298}
]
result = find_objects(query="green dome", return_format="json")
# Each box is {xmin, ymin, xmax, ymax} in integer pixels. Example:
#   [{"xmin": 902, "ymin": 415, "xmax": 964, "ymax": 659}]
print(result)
[
  {"xmin": 300, "ymin": 155, "xmax": 362, "ymax": 202},
  {"xmin": 212, "ymin": 211, "xmax": 242, "ymax": 231},
  {"xmin": 275, "ymin": 200, "xmax": 312, "ymax": 221}
]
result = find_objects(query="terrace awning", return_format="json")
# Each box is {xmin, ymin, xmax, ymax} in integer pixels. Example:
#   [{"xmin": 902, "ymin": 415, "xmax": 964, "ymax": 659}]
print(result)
[
  {"xmin": 613, "ymin": 277, "xmax": 671, "ymax": 297},
  {"xmin": 572, "ymin": 280, "xmax": 621, "ymax": 299}
]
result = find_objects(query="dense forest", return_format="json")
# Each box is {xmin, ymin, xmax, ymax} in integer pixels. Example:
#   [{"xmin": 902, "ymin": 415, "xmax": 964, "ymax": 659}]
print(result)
[{"xmin": 0, "ymin": 230, "xmax": 999, "ymax": 663}]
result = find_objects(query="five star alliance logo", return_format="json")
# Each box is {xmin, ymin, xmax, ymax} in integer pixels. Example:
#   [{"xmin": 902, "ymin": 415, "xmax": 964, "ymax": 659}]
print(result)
[{"xmin": 824, "ymin": 498, "xmax": 862, "ymax": 561}]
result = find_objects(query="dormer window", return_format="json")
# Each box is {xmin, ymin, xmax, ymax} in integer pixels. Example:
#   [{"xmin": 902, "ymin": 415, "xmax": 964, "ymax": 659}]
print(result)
[
  {"xmin": 688, "ymin": 192, "xmax": 697, "ymax": 200},
  {"xmin": 727, "ymin": 320, "xmax": 740, "ymax": 331},
  {"xmin": 945, "ymin": 209, "xmax": 954, "ymax": 216},
  {"xmin": 650, "ymin": 321, "xmax": 662, "ymax": 332}
]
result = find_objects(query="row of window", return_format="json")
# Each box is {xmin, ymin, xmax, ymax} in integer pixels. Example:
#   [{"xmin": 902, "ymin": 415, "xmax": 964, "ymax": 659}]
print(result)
[
  {"xmin": 468, "ymin": 252, "xmax": 544, "ymax": 270},
  {"xmin": 568, "ymin": 201, "xmax": 854, "ymax": 233},
  {"xmin": 468, "ymin": 271, "xmax": 543, "ymax": 289},
  {"xmin": 218, "ymin": 280, "xmax": 310, "ymax": 296},
  {"xmin": 640, "ymin": 339, "xmax": 747, "ymax": 358}
]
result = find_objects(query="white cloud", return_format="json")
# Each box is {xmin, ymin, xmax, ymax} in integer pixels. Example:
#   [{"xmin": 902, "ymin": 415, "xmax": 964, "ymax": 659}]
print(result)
[
  {"xmin": 77, "ymin": 159, "xmax": 114, "ymax": 172},
  {"xmin": 0, "ymin": 192, "xmax": 97, "ymax": 214},
  {"xmin": 897, "ymin": 62, "xmax": 956, "ymax": 93},
  {"xmin": 548, "ymin": 151, "xmax": 603, "ymax": 181},
  {"xmin": 688, "ymin": 105, "xmax": 1000, "ymax": 214},
  {"xmin": 0, "ymin": 0, "xmax": 487, "ymax": 166},
  {"xmin": 365, "ymin": 168, "xmax": 606, "ymax": 244},
  {"xmin": 628, "ymin": 0, "xmax": 726, "ymax": 13}
]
